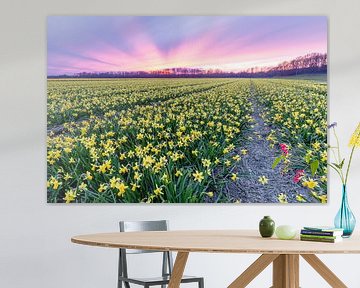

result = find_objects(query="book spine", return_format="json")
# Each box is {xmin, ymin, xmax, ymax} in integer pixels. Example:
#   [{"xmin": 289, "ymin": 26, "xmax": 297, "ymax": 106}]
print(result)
[
  {"xmin": 300, "ymin": 237, "xmax": 337, "ymax": 243},
  {"xmin": 300, "ymin": 234, "xmax": 337, "ymax": 240},
  {"xmin": 301, "ymin": 230, "xmax": 335, "ymax": 236}
]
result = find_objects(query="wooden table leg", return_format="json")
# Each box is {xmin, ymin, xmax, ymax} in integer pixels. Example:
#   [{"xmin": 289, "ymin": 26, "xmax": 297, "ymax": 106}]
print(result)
[
  {"xmin": 168, "ymin": 252, "xmax": 189, "ymax": 288},
  {"xmin": 301, "ymin": 254, "xmax": 347, "ymax": 288},
  {"xmin": 229, "ymin": 253, "xmax": 347, "ymax": 288},
  {"xmin": 228, "ymin": 254, "xmax": 279, "ymax": 288},
  {"xmin": 287, "ymin": 255, "xmax": 299, "ymax": 288},
  {"xmin": 272, "ymin": 254, "xmax": 299, "ymax": 288}
]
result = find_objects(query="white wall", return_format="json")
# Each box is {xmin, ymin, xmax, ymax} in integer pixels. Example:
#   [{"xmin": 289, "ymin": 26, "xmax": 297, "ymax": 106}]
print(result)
[{"xmin": 1, "ymin": 0, "xmax": 360, "ymax": 287}]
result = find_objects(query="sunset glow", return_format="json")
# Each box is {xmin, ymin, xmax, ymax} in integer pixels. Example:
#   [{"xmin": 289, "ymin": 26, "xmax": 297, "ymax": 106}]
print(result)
[{"xmin": 47, "ymin": 16, "xmax": 327, "ymax": 76}]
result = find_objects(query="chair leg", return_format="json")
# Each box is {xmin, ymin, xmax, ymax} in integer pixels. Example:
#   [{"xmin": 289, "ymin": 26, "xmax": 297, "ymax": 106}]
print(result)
[
  {"xmin": 161, "ymin": 252, "xmax": 168, "ymax": 288},
  {"xmin": 118, "ymin": 249, "xmax": 122, "ymax": 288},
  {"xmin": 199, "ymin": 278, "xmax": 204, "ymax": 288},
  {"xmin": 119, "ymin": 279, "xmax": 130, "ymax": 288}
]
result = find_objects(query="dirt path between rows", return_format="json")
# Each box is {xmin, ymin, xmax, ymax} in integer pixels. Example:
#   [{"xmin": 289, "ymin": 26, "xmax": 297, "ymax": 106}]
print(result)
[{"xmin": 224, "ymin": 81, "xmax": 314, "ymax": 203}]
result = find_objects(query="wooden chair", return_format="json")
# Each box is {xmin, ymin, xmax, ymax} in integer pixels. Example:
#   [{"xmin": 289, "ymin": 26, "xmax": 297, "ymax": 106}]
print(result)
[{"xmin": 118, "ymin": 220, "xmax": 204, "ymax": 288}]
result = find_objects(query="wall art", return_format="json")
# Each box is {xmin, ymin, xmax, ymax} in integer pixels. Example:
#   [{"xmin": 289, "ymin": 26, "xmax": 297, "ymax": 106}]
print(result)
[{"xmin": 47, "ymin": 16, "xmax": 327, "ymax": 203}]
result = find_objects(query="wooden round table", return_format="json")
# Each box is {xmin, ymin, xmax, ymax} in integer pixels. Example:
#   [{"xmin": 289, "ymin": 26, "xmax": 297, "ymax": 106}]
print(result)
[{"xmin": 72, "ymin": 230, "xmax": 360, "ymax": 288}]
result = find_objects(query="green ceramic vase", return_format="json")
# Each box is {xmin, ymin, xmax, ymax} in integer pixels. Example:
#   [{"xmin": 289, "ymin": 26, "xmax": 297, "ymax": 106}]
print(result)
[{"xmin": 259, "ymin": 216, "xmax": 275, "ymax": 237}]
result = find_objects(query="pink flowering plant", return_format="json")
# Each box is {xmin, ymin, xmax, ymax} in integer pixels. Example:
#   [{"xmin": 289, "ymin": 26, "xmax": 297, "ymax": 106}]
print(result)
[
  {"xmin": 272, "ymin": 143, "xmax": 290, "ymax": 173},
  {"xmin": 293, "ymin": 169, "xmax": 305, "ymax": 184},
  {"xmin": 272, "ymin": 141, "xmax": 326, "ymax": 203}
]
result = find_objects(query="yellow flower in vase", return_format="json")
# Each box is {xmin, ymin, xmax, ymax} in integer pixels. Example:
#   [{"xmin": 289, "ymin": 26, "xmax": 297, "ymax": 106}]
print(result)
[
  {"xmin": 349, "ymin": 122, "xmax": 360, "ymax": 148},
  {"xmin": 328, "ymin": 122, "xmax": 359, "ymax": 236}
]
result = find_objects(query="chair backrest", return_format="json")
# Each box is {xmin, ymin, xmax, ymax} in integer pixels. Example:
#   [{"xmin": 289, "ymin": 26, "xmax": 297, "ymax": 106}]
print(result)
[
  {"xmin": 120, "ymin": 220, "xmax": 168, "ymax": 232},
  {"xmin": 118, "ymin": 220, "xmax": 173, "ymax": 283},
  {"xmin": 119, "ymin": 220, "xmax": 169, "ymax": 254}
]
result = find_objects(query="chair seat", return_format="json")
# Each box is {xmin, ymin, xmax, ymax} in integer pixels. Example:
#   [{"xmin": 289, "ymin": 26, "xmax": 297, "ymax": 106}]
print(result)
[{"xmin": 119, "ymin": 274, "xmax": 203, "ymax": 286}]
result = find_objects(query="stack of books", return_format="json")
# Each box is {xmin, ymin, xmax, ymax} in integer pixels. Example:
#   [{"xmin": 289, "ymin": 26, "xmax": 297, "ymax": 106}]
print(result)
[{"xmin": 300, "ymin": 226, "xmax": 344, "ymax": 243}]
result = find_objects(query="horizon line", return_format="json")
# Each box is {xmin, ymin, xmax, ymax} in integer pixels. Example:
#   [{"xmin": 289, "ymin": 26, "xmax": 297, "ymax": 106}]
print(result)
[{"xmin": 47, "ymin": 52, "xmax": 327, "ymax": 77}]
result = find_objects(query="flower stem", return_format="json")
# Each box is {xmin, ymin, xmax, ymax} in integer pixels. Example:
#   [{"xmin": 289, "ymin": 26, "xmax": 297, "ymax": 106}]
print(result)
[
  {"xmin": 333, "ymin": 127, "xmax": 342, "ymax": 164},
  {"xmin": 345, "ymin": 145, "xmax": 356, "ymax": 186},
  {"xmin": 332, "ymin": 127, "xmax": 345, "ymax": 183},
  {"xmin": 328, "ymin": 163, "xmax": 345, "ymax": 182}
]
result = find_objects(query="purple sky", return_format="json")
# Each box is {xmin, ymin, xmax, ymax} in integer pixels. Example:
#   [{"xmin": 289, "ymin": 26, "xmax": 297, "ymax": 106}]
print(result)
[{"xmin": 47, "ymin": 16, "xmax": 327, "ymax": 75}]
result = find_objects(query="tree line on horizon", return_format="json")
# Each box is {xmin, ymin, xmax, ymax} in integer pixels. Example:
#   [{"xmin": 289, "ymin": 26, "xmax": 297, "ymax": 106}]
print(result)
[{"xmin": 48, "ymin": 53, "xmax": 327, "ymax": 79}]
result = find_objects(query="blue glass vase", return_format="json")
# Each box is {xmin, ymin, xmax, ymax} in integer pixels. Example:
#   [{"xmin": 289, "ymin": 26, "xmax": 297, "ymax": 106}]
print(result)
[{"xmin": 334, "ymin": 185, "xmax": 356, "ymax": 237}]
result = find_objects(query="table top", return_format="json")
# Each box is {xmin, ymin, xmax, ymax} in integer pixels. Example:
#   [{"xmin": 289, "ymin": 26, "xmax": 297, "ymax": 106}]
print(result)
[{"xmin": 71, "ymin": 230, "xmax": 360, "ymax": 254}]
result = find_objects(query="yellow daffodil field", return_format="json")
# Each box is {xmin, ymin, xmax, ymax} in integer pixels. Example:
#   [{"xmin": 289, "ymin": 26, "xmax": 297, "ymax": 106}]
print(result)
[{"xmin": 47, "ymin": 78, "xmax": 327, "ymax": 203}]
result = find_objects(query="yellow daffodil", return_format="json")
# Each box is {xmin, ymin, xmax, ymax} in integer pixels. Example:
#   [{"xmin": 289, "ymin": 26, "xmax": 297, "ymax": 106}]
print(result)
[
  {"xmin": 161, "ymin": 173, "xmax": 169, "ymax": 183},
  {"xmin": 201, "ymin": 158, "xmax": 211, "ymax": 168},
  {"xmin": 52, "ymin": 178, "xmax": 60, "ymax": 190},
  {"xmin": 134, "ymin": 172, "xmax": 142, "ymax": 181},
  {"xmin": 302, "ymin": 179, "xmax": 318, "ymax": 189},
  {"xmin": 104, "ymin": 160, "xmax": 111, "ymax": 170},
  {"xmin": 119, "ymin": 165, "xmax": 128, "ymax": 174},
  {"xmin": 258, "ymin": 176, "xmax": 269, "ymax": 185},
  {"xmin": 193, "ymin": 170, "xmax": 204, "ymax": 182},
  {"xmin": 64, "ymin": 173, "xmax": 72, "ymax": 181},
  {"xmin": 98, "ymin": 164, "xmax": 107, "ymax": 174},
  {"xmin": 312, "ymin": 142, "xmax": 321, "ymax": 150},
  {"xmin": 231, "ymin": 173, "xmax": 238, "ymax": 181},
  {"xmin": 321, "ymin": 151, "xmax": 327, "ymax": 162},
  {"xmin": 223, "ymin": 147, "xmax": 229, "ymax": 154},
  {"xmin": 64, "ymin": 147, "xmax": 72, "ymax": 153},
  {"xmin": 175, "ymin": 170, "xmax": 183, "ymax": 177},
  {"xmin": 63, "ymin": 190, "xmax": 77, "ymax": 203},
  {"xmin": 320, "ymin": 175, "xmax": 327, "ymax": 182},
  {"xmin": 232, "ymin": 155, "xmax": 241, "ymax": 161},
  {"xmin": 142, "ymin": 155, "xmax": 155, "ymax": 168},
  {"xmin": 277, "ymin": 193, "xmax": 288, "ymax": 203},
  {"xmin": 98, "ymin": 184, "xmax": 107, "ymax": 193},
  {"xmin": 318, "ymin": 195, "xmax": 327, "ymax": 203},
  {"xmin": 136, "ymin": 133, "xmax": 144, "ymax": 140},
  {"xmin": 296, "ymin": 194, "xmax": 306, "ymax": 202},
  {"xmin": 206, "ymin": 191, "xmax": 214, "ymax": 197},
  {"xmin": 85, "ymin": 171, "xmax": 93, "ymax": 180},
  {"xmin": 192, "ymin": 150, "xmax": 199, "ymax": 156},
  {"xmin": 78, "ymin": 182, "xmax": 87, "ymax": 191},
  {"xmin": 131, "ymin": 183, "xmax": 140, "ymax": 192},
  {"xmin": 154, "ymin": 186, "xmax": 163, "ymax": 196},
  {"xmin": 110, "ymin": 177, "xmax": 120, "ymax": 188},
  {"xmin": 117, "ymin": 182, "xmax": 128, "ymax": 196}
]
